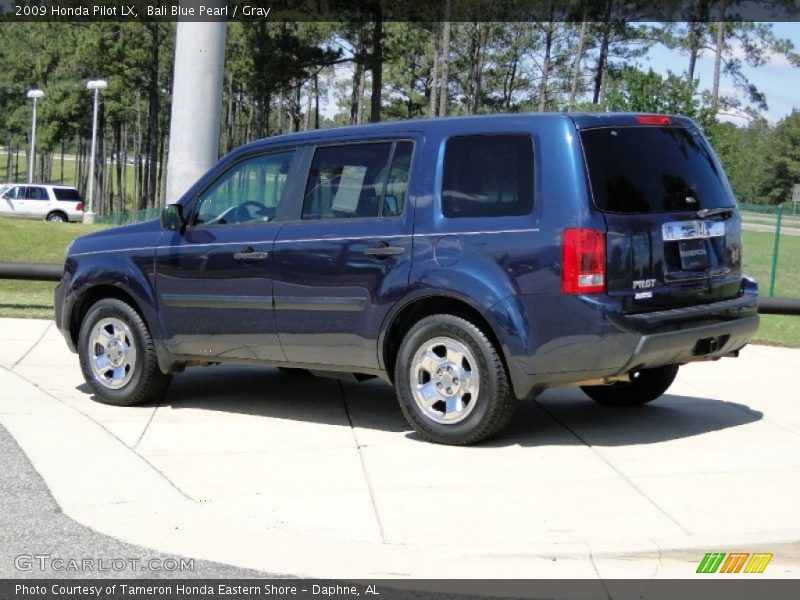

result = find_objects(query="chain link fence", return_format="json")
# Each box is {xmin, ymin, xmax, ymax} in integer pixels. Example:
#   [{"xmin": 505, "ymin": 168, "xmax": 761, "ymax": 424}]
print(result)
[
  {"xmin": 739, "ymin": 203, "xmax": 800, "ymax": 299},
  {"xmin": 92, "ymin": 208, "xmax": 161, "ymax": 226}
]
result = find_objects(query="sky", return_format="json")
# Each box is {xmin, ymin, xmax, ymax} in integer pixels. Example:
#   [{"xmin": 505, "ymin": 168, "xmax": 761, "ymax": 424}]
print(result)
[
  {"xmin": 642, "ymin": 22, "xmax": 800, "ymax": 124},
  {"xmin": 321, "ymin": 22, "xmax": 800, "ymax": 125}
]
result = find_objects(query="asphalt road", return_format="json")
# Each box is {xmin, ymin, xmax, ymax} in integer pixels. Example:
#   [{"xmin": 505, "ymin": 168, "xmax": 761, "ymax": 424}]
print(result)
[{"xmin": 0, "ymin": 422, "xmax": 269, "ymax": 579}]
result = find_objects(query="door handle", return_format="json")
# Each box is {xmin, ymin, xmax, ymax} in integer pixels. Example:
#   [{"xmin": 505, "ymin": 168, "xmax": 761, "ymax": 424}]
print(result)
[
  {"xmin": 234, "ymin": 250, "xmax": 269, "ymax": 261},
  {"xmin": 364, "ymin": 243, "xmax": 405, "ymax": 258}
]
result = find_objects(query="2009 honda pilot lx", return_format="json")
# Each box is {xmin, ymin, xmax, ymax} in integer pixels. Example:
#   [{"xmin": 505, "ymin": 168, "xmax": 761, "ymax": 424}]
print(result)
[{"xmin": 55, "ymin": 113, "xmax": 759, "ymax": 444}]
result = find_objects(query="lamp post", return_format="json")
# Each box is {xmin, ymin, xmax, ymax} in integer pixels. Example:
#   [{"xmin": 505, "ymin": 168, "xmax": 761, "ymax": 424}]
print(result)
[
  {"xmin": 26, "ymin": 89, "xmax": 44, "ymax": 183},
  {"xmin": 85, "ymin": 79, "xmax": 108, "ymax": 224}
]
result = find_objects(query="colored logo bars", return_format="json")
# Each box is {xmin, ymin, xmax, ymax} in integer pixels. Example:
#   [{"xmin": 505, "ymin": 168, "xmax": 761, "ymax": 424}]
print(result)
[{"xmin": 697, "ymin": 552, "xmax": 773, "ymax": 574}]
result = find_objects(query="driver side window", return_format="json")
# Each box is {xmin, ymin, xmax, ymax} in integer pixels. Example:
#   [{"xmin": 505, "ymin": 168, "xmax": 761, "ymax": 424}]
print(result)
[{"xmin": 193, "ymin": 150, "xmax": 294, "ymax": 227}]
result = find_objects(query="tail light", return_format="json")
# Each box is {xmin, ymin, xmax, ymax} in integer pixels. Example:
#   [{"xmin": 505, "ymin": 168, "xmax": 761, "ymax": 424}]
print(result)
[
  {"xmin": 636, "ymin": 115, "xmax": 671, "ymax": 125},
  {"xmin": 76, "ymin": 203, "xmax": 84, "ymax": 212},
  {"xmin": 561, "ymin": 228, "xmax": 606, "ymax": 294}
]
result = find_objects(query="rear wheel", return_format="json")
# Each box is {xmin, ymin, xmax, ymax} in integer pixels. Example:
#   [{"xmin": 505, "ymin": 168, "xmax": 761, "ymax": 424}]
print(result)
[
  {"xmin": 395, "ymin": 314, "xmax": 517, "ymax": 445},
  {"xmin": 78, "ymin": 298, "xmax": 170, "ymax": 406},
  {"xmin": 46, "ymin": 211, "xmax": 67, "ymax": 223},
  {"xmin": 581, "ymin": 364, "xmax": 679, "ymax": 407}
]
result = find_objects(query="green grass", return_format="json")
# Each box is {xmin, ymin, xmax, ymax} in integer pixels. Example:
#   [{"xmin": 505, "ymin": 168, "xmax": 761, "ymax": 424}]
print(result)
[
  {"xmin": 0, "ymin": 219, "xmax": 109, "ymax": 318},
  {"xmin": 1, "ymin": 219, "xmax": 798, "ymax": 347},
  {"xmin": 741, "ymin": 230, "xmax": 800, "ymax": 348}
]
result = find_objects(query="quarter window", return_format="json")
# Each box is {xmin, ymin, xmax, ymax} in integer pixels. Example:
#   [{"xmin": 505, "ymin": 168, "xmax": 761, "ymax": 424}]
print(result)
[
  {"xmin": 302, "ymin": 141, "xmax": 412, "ymax": 220},
  {"xmin": 194, "ymin": 150, "xmax": 294, "ymax": 226},
  {"xmin": 442, "ymin": 134, "xmax": 534, "ymax": 218}
]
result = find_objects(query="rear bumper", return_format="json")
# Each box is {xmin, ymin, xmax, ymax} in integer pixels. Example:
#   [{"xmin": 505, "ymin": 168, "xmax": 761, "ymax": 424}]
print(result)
[
  {"xmin": 501, "ymin": 280, "xmax": 759, "ymax": 399},
  {"xmin": 616, "ymin": 313, "xmax": 758, "ymax": 375}
]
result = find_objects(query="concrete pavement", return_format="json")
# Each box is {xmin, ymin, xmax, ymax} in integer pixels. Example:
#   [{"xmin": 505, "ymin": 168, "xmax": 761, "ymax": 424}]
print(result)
[{"xmin": 1, "ymin": 317, "xmax": 800, "ymax": 579}]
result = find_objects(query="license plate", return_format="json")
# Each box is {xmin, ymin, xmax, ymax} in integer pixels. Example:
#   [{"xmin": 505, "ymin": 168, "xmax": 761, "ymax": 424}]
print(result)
[{"xmin": 678, "ymin": 239, "xmax": 709, "ymax": 270}]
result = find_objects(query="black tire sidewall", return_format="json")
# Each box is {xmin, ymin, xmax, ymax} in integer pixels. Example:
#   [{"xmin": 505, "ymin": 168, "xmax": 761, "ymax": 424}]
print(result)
[
  {"xmin": 582, "ymin": 364, "xmax": 679, "ymax": 407},
  {"xmin": 78, "ymin": 299, "xmax": 150, "ymax": 405},
  {"xmin": 395, "ymin": 315, "xmax": 504, "ymax": 442}
]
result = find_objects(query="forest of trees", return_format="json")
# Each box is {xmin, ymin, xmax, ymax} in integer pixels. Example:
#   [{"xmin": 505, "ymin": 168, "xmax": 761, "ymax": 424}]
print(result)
[{"xmin": 1, "ymin": 11, "xmax": 799, "ymax": 215}]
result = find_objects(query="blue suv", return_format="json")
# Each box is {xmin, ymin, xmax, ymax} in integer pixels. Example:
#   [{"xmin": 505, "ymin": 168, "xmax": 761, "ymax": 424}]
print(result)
[{"xmin": 55, "ymin": 113, "xmax": 759, "ymax": 444}]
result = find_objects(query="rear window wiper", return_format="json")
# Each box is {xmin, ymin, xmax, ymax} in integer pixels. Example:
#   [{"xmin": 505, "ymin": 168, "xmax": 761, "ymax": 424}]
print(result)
[{"xmin": 696, "ymin": 207, "xmax": 733, "ymax": 219}]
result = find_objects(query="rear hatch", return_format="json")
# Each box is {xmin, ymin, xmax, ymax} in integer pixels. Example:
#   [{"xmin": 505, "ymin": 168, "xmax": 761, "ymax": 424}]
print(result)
[{"xmin": 578, "ymin": 116, "xmax": 742, "ymax": 314}]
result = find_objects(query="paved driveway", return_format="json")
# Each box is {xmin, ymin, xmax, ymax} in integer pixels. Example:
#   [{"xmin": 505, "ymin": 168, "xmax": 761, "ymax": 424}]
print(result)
[{"xmin": 1, "ymin": 318, "xmax": 799, "ymax": 578}]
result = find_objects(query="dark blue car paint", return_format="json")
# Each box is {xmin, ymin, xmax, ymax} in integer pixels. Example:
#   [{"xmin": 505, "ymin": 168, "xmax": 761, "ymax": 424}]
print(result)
[{"xmin": 55, "ymin": 113, "xmax": 759, "ymax": 400}]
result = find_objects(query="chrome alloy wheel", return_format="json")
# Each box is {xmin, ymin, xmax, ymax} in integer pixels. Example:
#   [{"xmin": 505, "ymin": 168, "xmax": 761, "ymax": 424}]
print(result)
[
  {"xmin": 88, "ymin": 317, "xmax": 137, "ymax": 390},
  {"xmin": 409, "ymin": 336, "xmax": 480, "ymax": 424}
]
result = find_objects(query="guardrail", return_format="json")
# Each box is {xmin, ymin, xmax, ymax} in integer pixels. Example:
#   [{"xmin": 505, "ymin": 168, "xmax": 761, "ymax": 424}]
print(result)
[
  {"xmin": 0, "ymin": 262, "xmax": 62, "ymax": 281},
  {"xmin": 1, "ymin": 261, "xmax": 800, "ymax": 316}
]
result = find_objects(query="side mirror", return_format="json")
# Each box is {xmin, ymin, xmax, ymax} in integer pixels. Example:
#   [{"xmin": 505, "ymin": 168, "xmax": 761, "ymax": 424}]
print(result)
[{"xmin": 161, "ymin": 204, "xmax": 185, "ymax": 232}]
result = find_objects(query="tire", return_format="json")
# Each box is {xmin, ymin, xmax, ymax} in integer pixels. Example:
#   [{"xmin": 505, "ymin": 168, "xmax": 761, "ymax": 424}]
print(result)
[
  {"xmin": 78, "ymin": 298, "xmax": 171, "ymax": 406},
  {"xmin": 394, "ymin": 314, "xmax": 517, "ymax": 445},
  {"xmin": 46, "ymin": 211, "xmax": 67, "ymax": 223},
  {"xmin": 580, "ymin": 364, "xmax": 679, "ymax": 407}
]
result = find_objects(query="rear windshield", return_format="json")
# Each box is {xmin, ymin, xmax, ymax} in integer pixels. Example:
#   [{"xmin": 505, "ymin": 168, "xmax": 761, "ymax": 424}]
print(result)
[
  {"xmin": 54, "ymin": 188, "xmax": 81, "ymax": 202},
  {"xmin": 580, "ymin": 126, "xmax": 734, "ymax": 214}
]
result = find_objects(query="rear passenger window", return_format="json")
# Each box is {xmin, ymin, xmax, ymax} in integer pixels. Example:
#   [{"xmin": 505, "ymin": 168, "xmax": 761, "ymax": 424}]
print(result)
[
  {"xmin": 54, "ymin": 188, "xmax": 81, "ymax": 202},
  {"xmin": 442, "ymin": 135, "xmax": 534, "ymax": 218},
  {"xmin": 26, "ymin": 187, "xmax": 48, "ymax": 200},
  {"xmin": 302, "ymin": 141, "xmax": 412, "ymax": 220}
]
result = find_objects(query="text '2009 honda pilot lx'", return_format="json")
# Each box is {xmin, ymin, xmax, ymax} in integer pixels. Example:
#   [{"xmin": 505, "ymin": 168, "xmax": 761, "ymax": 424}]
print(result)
[{"xmin": 55, "ymin": 113, "xmax": 759, "ymax": 445}]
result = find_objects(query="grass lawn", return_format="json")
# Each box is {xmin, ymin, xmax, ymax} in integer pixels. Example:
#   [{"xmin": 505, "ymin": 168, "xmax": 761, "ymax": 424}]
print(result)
[
  {"xmin": 0, "ymin": 219, "xmax": 109, "ymax": 318},
  {"xmin": 741, "ymin": 230, "xmax": 800, "ymax": 348},
  {"xmin": 0, "ymin": 219, "xmax": 798, "ymax": 346}
]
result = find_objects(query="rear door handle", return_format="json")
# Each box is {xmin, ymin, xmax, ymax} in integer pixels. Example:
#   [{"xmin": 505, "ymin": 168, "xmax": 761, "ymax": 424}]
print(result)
[
  {"xmin": 364, "ymin": 243, "xmax": 405, "ymax": 257},
  {"xmin": 234, "ymin": 249, "xmax": 269, "ymax": 261}
]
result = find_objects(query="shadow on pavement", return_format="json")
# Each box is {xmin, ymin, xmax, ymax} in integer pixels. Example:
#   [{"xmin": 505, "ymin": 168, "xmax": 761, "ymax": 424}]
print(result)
[{"xmin": 77, "ymin": 365, "xmax": 763, "ymax": 448}]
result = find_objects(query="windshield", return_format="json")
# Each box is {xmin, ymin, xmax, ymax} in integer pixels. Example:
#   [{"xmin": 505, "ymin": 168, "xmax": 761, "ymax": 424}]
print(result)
[{"xmin": 580, "ymin": 126, "xmax": 735, "ymax": 214}]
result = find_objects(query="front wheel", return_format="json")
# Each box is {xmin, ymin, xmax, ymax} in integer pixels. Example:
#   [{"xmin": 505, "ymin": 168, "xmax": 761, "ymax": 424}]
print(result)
[
  {"xmin": 395, "ymin": 314, "xmax": 517, "ymax": 445},
  {"xmin": 78, "ymin": 298, "xmax": 171, "ymax": 406},
  {"xmin": 580, "ymin": 364, "xmax": 679, "ymax": 407}
]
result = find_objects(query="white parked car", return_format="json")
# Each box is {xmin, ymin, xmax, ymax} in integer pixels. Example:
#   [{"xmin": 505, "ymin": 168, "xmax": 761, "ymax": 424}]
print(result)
[{"xmin": 0, "ymin": 183, "xmax": 84, "ymax": 222}]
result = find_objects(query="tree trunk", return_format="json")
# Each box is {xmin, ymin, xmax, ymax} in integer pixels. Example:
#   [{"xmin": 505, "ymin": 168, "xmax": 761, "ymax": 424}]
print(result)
[
  {"xmin": 568, "ymin": 19, "xmax": 588, "ymax": 110},
  {"xmin": 592, "ymin": 0, "xmax": 614, "ymax": 105},
  {"xmin": 60, "ymin": 142, "xmax": 65, "ymax": 184},
  {"xmin": 370, "ymin": 9, "xmax": 383, "ymax": 123},
  {"xmin": 350, "ymin": 25, "xmax": 366, "ymax": 125},
  {"xmin": 304, "ymin": 80, "xmax": 312, "ymax": 131},
  {"xmin": 429, "ymin": 34, "xmax": 439, "ymax": 117},
  {"xmin": 144, "ymin": 23, "xmax": 160, "ymax": 210},
  {"xmin": 225, "ymin": 73, "xmax": 234, "ymax": 153},
  {"xmin": 314, "ymin": 73, "xmax": 320, "ymax": 130},
  {"xmin": 538, "ymin": 25, "xmax": 554, "ymax": 112},
  {"xmin": 712, "ymin": 0, "xmax": 727, "ymax": 106},
  {"xmin": 439, "ymin": 1, "xmax": 451, "ymax": 116}
]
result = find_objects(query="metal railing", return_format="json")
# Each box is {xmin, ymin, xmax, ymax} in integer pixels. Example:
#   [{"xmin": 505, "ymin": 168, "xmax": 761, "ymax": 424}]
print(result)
[{"xmin": 1, "ymin": 261, "xmax": 799, "ymax": 315}]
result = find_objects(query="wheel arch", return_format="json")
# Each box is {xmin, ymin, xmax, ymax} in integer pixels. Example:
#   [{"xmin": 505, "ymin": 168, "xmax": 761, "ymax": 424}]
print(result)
[
  {"xmin": 381, "ymin": 293, "xmax": 509, "ymax": 384},
  {"xmin": 69, "ymin": 284, "xmax": 147, "ymax": 350}
]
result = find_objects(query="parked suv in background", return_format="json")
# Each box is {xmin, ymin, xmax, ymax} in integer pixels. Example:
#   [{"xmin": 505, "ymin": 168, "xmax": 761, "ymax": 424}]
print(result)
[
  {"xmin": 0, "ymin": 183, "xmax": 84, "ymax": 222},
  {"xmin": 55, "ymin": 113, "xmax": 759, "ymax": 444}
]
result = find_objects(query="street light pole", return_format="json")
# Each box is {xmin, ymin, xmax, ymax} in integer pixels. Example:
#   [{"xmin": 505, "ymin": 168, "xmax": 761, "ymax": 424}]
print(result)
[
  {"xmin": 26, "ymin": 89, "xmax": 44, "ymax": 184},
  {"xmin": 85, "ymin": 79, "xmax": 107, "ymax": 224}
]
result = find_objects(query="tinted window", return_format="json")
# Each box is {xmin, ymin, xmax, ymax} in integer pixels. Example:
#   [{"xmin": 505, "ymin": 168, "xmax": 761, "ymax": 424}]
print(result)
[
  {"xmin": 194, "ymin": 150, "xmax": 294, "ymax": 226},
  {"xmin": 580, "ymin": 126, "xmax": 735, "ymax": 213},
  {"xmin": 54, "ymin": 188, "xmax": 81, "ymax": 202},
  {"xmin": 384, "ymin": 141, "xmax": 413, "ymax": 217},
  {"xmin": 303, "ymin": 142, "xmax": 391, "ymax": 220},
  {"xmin": 26, "ymin": 187, "xmax": 47, "ymax": 200},
  {"xmin": 442, "ymin": 135, "xmax": 534, "ymax": 218}
]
